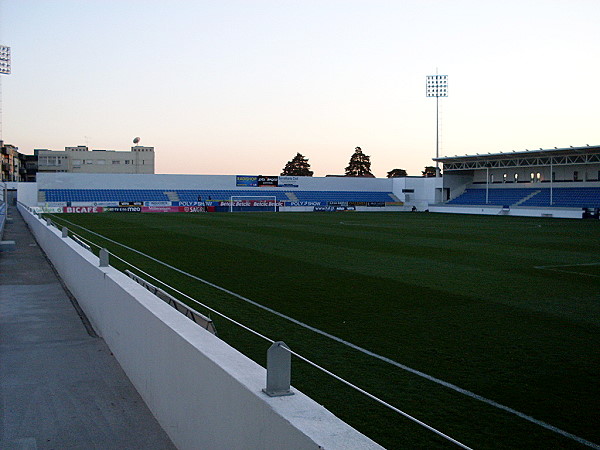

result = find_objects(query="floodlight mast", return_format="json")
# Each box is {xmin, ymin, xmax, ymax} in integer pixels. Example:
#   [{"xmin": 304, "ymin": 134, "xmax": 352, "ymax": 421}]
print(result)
[
  {"xmin": 0, "ymin": 45, "xmax": 11, "ymax": 142},
  {"xmin": 426, "ymin": 73, "xmax": 448, "ymax": 177}
]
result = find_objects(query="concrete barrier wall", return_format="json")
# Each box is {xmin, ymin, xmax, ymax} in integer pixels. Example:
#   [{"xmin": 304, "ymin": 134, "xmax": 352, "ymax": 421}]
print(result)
[
  {"xmin": 429, "ymin": 204, "xmax": 583, "ymax": 219},
  {"xmin": 0, "ymin": 203, "xmax": 5, "ymax": 238},
  {"xmin": 18, "ymin": 204, "xmax": 382, "ymax": 450}
]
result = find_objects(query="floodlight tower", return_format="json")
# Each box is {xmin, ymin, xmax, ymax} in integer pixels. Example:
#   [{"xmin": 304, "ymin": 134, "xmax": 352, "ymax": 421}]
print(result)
[
  {"xmin": 426, "ymin": 73, "xmax": 448, "ymax": 177},
  {"xmin": 0, "ymin": 45, "xmax": 11, "ymax": 141}
]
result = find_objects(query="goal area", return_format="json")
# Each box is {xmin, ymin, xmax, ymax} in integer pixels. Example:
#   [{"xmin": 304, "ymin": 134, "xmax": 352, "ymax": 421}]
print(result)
[{"xmin": 229, "ymin": 196, "xmax": 280, "ymax": 212}]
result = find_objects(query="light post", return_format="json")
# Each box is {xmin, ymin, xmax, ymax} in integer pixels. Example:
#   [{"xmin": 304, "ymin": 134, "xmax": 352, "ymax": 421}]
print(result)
[
  {"xmin": 426, "ymin": 73, "xmax": 448, "ymax": 177},
  {"xmin": 0, "ymin": 45, "xmax": 10, "ymax": 141}
]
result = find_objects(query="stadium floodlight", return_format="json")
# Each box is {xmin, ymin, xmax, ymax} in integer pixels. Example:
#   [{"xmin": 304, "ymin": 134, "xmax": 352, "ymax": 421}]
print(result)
[
  {"xmin": 426, "ymin": 74, "xmax": 448, "ymax": 177},
  {"xmin": 0, "ymin": 46, "xmax": 10, "ymax": 75},
  {"xmin": 0, "ymin": 46, "xmax": 9, "ymax": 141}
]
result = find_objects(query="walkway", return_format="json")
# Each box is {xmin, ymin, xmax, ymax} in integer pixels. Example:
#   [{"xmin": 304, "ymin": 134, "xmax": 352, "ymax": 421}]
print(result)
[{"xmin": 0, "ymin": 205, "xmax": 176, "ymax": 450}]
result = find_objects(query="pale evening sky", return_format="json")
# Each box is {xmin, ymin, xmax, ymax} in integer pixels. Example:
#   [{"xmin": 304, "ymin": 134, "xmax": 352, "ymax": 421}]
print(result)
[{"xmin": 0, "ymin": 0, "xmax": 598, "ymax": 177}]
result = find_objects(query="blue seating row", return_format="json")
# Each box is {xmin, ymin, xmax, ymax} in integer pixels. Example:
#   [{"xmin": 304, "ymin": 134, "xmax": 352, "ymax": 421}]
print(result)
[
  {"xmin": 448, "ymin": 188, "xmax": 600, "ymax": 208},
  {"xmin": 41, "ymin": 189, "xmax": 396, "ymax": 204}
]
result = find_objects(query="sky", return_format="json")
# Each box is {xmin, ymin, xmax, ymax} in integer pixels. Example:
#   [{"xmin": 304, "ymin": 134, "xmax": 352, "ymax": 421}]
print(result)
[{"xmin": 0, "ymin": 0, "xmax": 598, "ymax": 177}]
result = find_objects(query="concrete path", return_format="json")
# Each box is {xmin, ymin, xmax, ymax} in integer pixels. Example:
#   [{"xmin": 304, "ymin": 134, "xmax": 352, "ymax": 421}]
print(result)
[{"xmin": 0, "ymin": 206, "xmax": 176, "ymax": 450}]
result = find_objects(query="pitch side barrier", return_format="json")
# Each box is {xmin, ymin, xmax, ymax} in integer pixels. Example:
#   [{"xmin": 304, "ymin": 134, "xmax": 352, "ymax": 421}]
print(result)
[{"xmin": 17, "ymin": 203, "xmax": 382, "ymax": 450}]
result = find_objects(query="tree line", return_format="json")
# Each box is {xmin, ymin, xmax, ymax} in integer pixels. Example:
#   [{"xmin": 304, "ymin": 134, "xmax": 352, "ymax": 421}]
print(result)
[{"xmin": 280, "ymin": 147, "xmax": 438, "ymax": 178}]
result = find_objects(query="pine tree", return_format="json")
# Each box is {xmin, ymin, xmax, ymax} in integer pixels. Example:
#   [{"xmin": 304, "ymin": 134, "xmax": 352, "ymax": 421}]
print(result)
[
  {"xmin": 387, "ymin": 168, "xmax": 407, "ymax": 178},
  {"xmin": 281, "ymin": 153, "xmax": 313, "ymax": 176},
  {"xmin": 422, "ymin": 166, "xmax": 438, "ymax": 177},
  {"xmin": 345, "ymin": 147, "xmax": 373, "ymax": 177}
]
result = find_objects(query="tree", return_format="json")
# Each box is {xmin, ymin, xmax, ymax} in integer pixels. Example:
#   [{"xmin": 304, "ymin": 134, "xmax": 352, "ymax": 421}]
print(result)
[
  {"xmin": 387, "ymin": 168, "xmax": 408, "ymax": 178},
  {"xmin": 281, "ymin": 153, "xmax": 313, "ymax": 176},
  {"xmin": 422, "ymin": 166, "xmax": 438, "ymax": 177},
  {"xmin": 345, "ymin": 147, "xmax": 374, "ymax": 177}
]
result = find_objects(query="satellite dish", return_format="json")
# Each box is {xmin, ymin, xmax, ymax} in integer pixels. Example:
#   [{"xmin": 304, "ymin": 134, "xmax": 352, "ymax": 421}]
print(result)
[{"xmin": 133, "ymin": 137, "xmax": 140, "ymax": 144}]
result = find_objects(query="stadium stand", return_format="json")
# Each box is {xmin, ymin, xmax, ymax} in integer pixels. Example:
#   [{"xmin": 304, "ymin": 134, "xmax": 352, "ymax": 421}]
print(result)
[{"xmin": 447, "ymin": 187, "xmax": 600, "ymax": 208}]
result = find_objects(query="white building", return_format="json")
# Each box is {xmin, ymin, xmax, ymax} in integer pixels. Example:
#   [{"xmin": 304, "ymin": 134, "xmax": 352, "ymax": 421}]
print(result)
[{"xmin": 35, "ymin": 145, "xmax": 154, "ymax": 175}]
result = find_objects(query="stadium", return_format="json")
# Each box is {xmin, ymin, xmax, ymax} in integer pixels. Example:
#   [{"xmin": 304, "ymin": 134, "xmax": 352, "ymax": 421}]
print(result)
[
  {"xmin": 6, "ymin": 144, "xmax": 597, "ymax": 219},
  {"xmin": 1, "ymin": 143, "xmax": 599, "ymax": 449}
]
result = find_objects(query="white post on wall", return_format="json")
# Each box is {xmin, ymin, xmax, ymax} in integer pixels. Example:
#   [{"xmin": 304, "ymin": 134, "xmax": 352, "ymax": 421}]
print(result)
[
  {"xmin": 486, "ymin": 167, "xmax": 490, "ymax": 204},
  {"xmin": 99, "ymin": 248, "xmax": 110, "ymax": 267},
  {"xmin": 263, "ymin": 341, "xmax": 294, "ymax": 397}
]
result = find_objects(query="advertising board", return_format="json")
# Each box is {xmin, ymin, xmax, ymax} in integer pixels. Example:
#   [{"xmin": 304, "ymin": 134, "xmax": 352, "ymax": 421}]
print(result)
[
  {"xmin": 257, "ymin": 176, "xmax": 278, "ymax": 187},
  {"xmin": 278, "ymin": 176, "xmax": 299, "ymax": 188},
  {"xmin": 236, "ymin": 175, "xmax": 258, "ymax": 187},
  {"xmin": 63, "ymin": 206, "xmax": 104, "ymax": 213}
]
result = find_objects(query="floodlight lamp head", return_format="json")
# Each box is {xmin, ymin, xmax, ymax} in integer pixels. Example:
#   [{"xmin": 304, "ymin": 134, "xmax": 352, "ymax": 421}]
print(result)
[
  {"xmin": 426, "ymin": 74, "xmax": 448, "ymax": 97},
  {"xmin": 0, "ymin": 45, "xmax": 11, "ymax": 75},
  {"xmin": 133, "ymin": 137, "xmax": 140, "ymax": 144}
]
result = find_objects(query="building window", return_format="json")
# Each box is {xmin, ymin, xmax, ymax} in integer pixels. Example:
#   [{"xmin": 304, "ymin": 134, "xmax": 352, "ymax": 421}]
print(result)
[
  {"xmin": 97, "ymin": 159, "xmax": 106, "ymax": 165},
  {"xmin": 125, "ymin": 160, "xmax": 130, "ymax": 164},
  {"xmin": 73, "ymin": 159, "xmax": 82, "ymax": 165},
  {"xmin": 112, "ymin": 160, "xmax": 120, "ymax": 164}
]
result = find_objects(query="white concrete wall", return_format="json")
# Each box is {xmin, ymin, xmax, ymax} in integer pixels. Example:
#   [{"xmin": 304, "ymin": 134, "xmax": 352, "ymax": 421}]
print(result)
[
  {"xmin": 391, "ymin": 177, "xmax": 439, "ymax": 209},
  {"xmin": 16, "ymin": 182, "xmax": 39, "ymax": 207},
  {"xmin": 18, "ymin": 204, "xmax": 382, "ymax": 450},
  {"xmin": 36, "ymin": 173, "xmax": 395, "ymax": 192}
]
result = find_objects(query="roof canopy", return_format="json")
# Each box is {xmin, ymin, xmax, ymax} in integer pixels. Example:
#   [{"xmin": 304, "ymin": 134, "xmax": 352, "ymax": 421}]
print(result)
[{"xmin": 434, "ymin": 145, "xmax": 600, "ymax": 171}]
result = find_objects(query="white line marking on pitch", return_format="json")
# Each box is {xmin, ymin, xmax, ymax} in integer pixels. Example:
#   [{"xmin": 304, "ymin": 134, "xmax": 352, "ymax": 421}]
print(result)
[
  {"xmin": 534, "ymin": 262, "xmax": 600, "ymax": 278},
  {"xmin": 51, "ymin": 216, "xmax": 600, "ymax": 449},
  {"xmin": 535, "ymin": 262, "xmax": 600, "ymax": 269}
]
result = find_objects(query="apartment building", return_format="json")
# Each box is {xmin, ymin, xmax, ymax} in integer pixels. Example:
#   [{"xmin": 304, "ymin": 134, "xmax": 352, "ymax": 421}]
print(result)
[{"xmin": 35, "ymin": 145, "xmax": 155, "ymax": 175}]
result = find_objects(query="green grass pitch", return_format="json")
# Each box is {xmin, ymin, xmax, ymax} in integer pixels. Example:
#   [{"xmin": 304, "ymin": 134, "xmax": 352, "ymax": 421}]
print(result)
[{"xmin": 49, "ymin": 211, "xmax": 600, "ymax": 449}]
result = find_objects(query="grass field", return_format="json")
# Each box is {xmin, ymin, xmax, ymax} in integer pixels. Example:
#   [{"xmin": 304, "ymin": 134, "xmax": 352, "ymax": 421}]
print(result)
[{"xmin": 48, "ymin": 211, "xmax": 600, "ymax": 449}]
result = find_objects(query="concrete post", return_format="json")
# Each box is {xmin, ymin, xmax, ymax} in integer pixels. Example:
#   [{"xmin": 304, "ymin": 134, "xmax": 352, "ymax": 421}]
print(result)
[{"xmin": 262, "ymin": 341, "xmax": 294, "ymax": 397}]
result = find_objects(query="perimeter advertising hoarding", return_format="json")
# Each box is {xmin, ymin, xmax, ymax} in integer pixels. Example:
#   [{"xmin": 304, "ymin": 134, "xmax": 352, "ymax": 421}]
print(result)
[
  {"xmin": 141, "ymin": 206, "xmax": 204, "ymax": 213},
  {"xmin": 143, "ymin": 206, "xmax": 181, "ymax": 213},
  {"xmin": 289, "ymin": 201, "xmax": 325, "ymax": 207},
  {"xmin": 145, "ymin": 201, "xmax": 172, "ymax": 207},
  {"xmin": 314, "ymin": 206, "xmax": 356, "ymax": 212},
  {"xmin": 119, "ymin": 201, "xmax": 144, "ymax": 206},
  {"xmin": 63, "ymin": 206, "xmax": 104, "ymax": 213},
  {"xmin": 106, "ymin": 206, "xmax": 142, "ymax": 212},
  {"xmin": 218, "ymin": 200, "xmax": 284, "ymax": 207}
]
